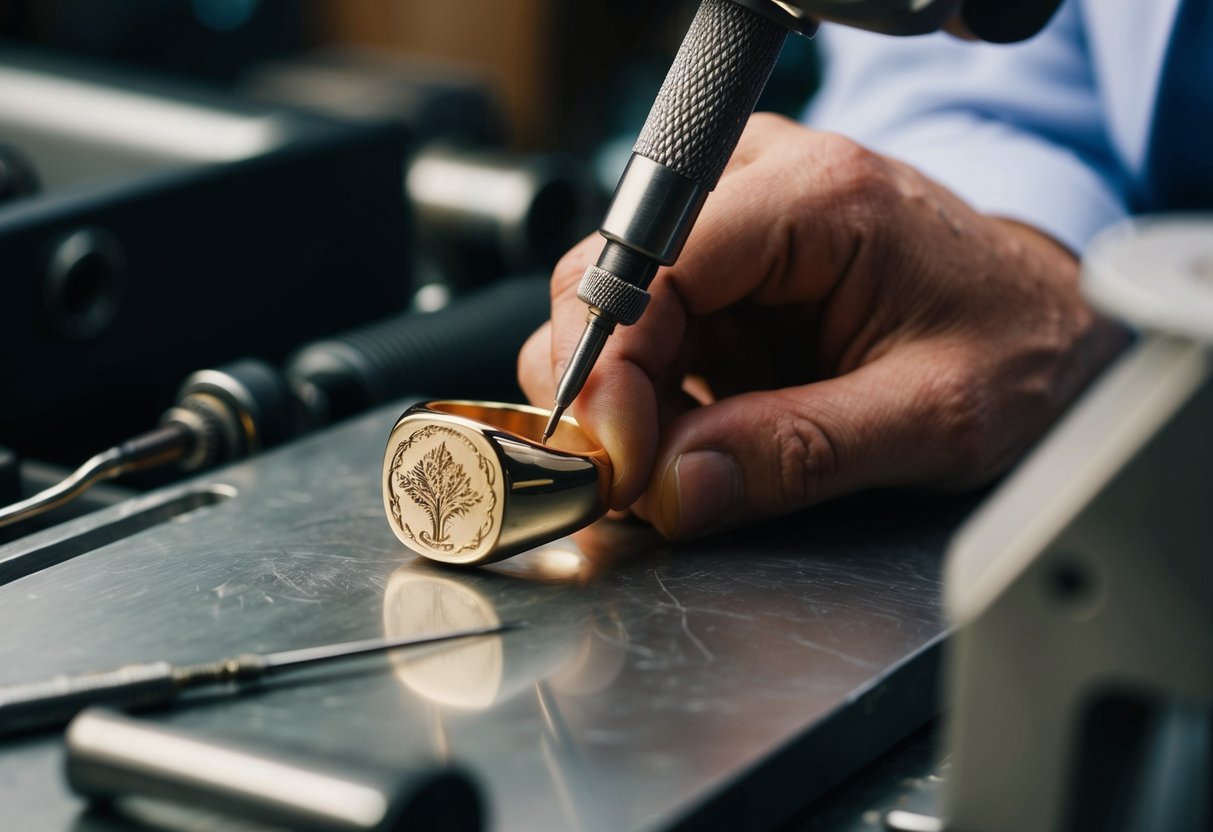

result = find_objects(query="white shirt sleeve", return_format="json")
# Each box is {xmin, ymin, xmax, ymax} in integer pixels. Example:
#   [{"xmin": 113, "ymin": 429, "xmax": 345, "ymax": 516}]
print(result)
[{"xmin": 805, "ymin": 1, "xmax": 1127, "ymax": 253}]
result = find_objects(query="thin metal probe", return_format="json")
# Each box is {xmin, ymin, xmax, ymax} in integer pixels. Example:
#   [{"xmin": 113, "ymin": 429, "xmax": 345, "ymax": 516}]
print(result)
[
  {"xmin": 541, "ymin": 411, "xmax": 561, "ymax": 445},
  {"xmin": 0, "ymin": 621, "xmax": 525, "ymax": 737},
  {"xmin": 0, "ymin": 422, "xmax": 194, "ymax": 530},
  {"xmin": 253, "ymin": 620, "xmax": 524, "ymax": 673},
  {"xmin": 542, "ymin": 311, "xmax": 614, "ymax": 444}
]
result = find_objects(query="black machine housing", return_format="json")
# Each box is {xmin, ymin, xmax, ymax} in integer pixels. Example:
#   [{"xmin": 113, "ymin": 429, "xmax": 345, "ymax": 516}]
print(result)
[{"xmin": 0, "ymin": 52, "xmax": 413, "ymax": 463}]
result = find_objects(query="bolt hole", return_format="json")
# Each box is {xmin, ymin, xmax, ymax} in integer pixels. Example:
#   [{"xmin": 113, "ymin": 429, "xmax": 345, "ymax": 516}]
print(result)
[
  {"xmin": 43, "ymin": 228, "xmax": 126, "ymax": 340},
  {"xmin": 1044, "ymin": 556, "xmax": 1102, "ymax": 617},
  {"xmin": 60, "ymin": 252, "xmax": 112, "ymax": 316}
]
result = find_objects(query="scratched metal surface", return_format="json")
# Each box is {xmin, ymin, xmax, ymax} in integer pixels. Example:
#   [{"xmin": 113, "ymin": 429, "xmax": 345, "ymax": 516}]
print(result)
[{"xmin": 0, "ymin": 402, "xmax": 973, "ymax": 831}]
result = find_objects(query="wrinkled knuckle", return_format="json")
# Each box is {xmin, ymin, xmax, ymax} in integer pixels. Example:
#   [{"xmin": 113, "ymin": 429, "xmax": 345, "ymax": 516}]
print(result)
[
  {"xmin": 820, "ymin": 135, "xmax": 895, "ymax": 204},
  {"xmin": 734, "ymin": 112, "xmax": 796, "ymax": 165},
  {"xmin": 772, "ymin": 412, "xmax": 837, "ymax": 511},
  {"xmin": 923, "ymin": 363, "xmax": 998, "ymax": 481},
  {"xmin": 747, "ymin": 111, "xmax": 794, "ymax": 136}
]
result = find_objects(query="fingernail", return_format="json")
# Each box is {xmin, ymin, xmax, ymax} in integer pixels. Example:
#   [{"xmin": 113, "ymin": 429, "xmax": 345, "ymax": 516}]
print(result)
[{"xmin": 659, "ymin": 451, "xmax": 740, "ymax": 538}]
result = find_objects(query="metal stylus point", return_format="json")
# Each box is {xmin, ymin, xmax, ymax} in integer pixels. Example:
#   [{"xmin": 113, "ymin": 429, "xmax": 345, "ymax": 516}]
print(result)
[
  {"xmin": 540, "ymin": 409, "xmax": 562, "ymax": 445},
  {"xmin": 543, "ymin": 311, "xmax": 615, "ymax": 444}
]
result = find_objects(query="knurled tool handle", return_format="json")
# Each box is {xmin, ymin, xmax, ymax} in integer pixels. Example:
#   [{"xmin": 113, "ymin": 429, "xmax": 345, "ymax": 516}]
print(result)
[
  {"xmin": 0, "ymin": 661, "xmax": 178, "ymax": 737},
  {"xmin": 633, "ymin": 0, "xmax": 788, "ymax": 191}
]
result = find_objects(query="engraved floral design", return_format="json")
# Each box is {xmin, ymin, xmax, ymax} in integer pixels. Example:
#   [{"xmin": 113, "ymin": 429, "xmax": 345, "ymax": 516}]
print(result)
[
  {"xmin": 387, "ymin": 424, "xmax": 497, "ymax": 556},
  {"xmin": 396, "ymin": 442, "xmax": 482, "ymax": 546}
]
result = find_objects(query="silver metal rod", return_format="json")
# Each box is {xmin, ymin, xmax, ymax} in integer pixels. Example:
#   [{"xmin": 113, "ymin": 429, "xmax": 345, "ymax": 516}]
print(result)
[
  {"xmin": 0, "ymin": 449, "xmax": 123, "ymax": 530},
  {"xmin": 546, "ymin": 0, "xmax": 787, "ymax": 432},
  {"xmin": 0, "ymin": 422, "xmax": 193, "ymax": 531},
  {"xmin": 542, "ymin": 312, "xmax": 614, "ymax": 444},
  {"xmin": 262, "ymin": 621, "xmax": 526, "ymax": 671}
]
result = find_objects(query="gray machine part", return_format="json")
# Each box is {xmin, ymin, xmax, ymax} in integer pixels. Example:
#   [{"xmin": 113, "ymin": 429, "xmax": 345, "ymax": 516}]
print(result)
[
  {"xmin": 406, "ymin": 146, "xmax": 598, "ymax": 286},
  {"xmin": 65, "ymin": 708, "xmax": 483, "ymax": 832},
  {"xmin": 940, "ymin": 216, "xmax": 1213, "ymax": 831},
  {"xmin": 0, "ymin": 53, "xmax": 413, "ymax": 465}
]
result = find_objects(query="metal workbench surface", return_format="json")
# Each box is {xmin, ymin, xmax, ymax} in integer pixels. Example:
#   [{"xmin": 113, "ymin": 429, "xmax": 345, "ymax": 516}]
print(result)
[{"xmin": 0, "ymin": 401, "xmax": 973, "ymax": 831}]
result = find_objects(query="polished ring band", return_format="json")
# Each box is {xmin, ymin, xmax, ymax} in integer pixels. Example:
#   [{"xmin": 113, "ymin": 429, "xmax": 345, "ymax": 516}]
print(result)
[{"xmin": 382, "ymin": 400, "xmax": 611, "ymax": 566}]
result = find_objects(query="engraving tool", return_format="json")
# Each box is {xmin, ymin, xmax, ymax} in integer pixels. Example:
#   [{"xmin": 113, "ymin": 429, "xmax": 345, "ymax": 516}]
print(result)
[
  {"xmin": 542, "ymin": 0, "xmax": 812, "ymax": 443},
  {"xmin": 0, "ymin": 621, "xmax": 524, "ymax": 737}
]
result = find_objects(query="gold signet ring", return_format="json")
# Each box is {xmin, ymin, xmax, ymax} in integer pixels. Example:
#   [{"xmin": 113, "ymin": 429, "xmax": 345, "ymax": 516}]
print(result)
[{"xmin": 382, "ymin": 401, "xmax": 611, "ymax": 566}]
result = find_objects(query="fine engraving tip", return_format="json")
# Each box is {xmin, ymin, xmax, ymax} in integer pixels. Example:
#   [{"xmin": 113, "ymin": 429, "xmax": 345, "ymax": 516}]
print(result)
[{"xmin": 541, "ymin": 406, "xmax": 564, "ymax": 445}]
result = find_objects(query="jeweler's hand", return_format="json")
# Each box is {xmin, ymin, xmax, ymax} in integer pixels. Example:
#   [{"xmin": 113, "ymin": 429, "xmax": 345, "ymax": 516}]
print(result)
[{"xmin": 519, "ymin": 114, "xmax": 1126, "ymax": 539}]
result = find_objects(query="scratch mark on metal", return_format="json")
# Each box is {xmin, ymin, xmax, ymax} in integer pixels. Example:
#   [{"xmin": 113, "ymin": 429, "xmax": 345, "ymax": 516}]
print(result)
[
  {"xmin": 655, "ymin": 571, "xmax": 714, "ymax": 663},
  {"xmin": 685, "ymin": 607, "xmax": 753, "ymax": 622},
  {"xmin": 594, "ymin": 630, "xmax": 659, "ymax": 659},
  {"xmin": 788, "ymin": 633, "xmax": 879, "ymax": 670},
  {"xmin": 269, "ymin": 555, "xmax": 320, "ymax": 600}
]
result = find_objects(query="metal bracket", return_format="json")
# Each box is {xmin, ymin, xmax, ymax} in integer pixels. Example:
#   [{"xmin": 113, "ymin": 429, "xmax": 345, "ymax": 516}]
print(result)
[{"xmin": 941, "ymin": 217, "xmax": 1213, "ymax": 831}]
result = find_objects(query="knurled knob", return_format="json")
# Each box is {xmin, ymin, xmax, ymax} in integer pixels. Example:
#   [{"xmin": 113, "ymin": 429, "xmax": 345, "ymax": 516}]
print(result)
[{"xmin": 577, "ymin": 265, "xmax": 651, "ymax": 326}]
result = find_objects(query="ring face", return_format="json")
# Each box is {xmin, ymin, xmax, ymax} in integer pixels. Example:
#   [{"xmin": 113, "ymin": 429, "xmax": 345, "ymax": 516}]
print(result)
[
  {"xmin": 382, "ymin": 401, "xmax": 611, "ymax": 566},
  {"xmin": 384, "ymin": 421, "xmax": 503, "ymax": 563}
]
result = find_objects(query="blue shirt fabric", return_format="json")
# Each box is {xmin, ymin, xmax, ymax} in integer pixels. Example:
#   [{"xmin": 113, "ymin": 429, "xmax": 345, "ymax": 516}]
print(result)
[{"xmin": 805, "ymin": 0, "xmax": 1204, "ymax": 254}]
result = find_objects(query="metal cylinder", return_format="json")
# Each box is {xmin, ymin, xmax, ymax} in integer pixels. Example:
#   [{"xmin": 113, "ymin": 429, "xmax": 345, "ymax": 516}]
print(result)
[
  {"xmin": 573, "ymin": 0, "xmax": 788, "ymax": 333},
  {"xmin": 632, "ymin": 0, "xmax": 787, "ymax": 191},
  {"xmin": 406, "ymin": 146, "xmax": 596, "ymax": 285},
  {"xmin": 66, "ymin": 709, "xmax": 483, "ymax": 832},
  {"xmin": 174, "ymin": 358, "xmax": 303, "ymax": 464},
  {"xmin": 600, "ymin": 154, "xmax": 707, "ymax": 265}
]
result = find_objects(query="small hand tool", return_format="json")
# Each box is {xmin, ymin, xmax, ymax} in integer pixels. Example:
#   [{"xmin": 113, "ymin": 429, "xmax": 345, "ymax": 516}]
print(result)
[
  {"xmin": 0, "ymin": 276, "xmax": 550, "ymax": 533},
  {"xmin": 541, "ymin": 0, "xmax": 807, "ymax": 443},
  {"xmin": 0, "ymin": 621, "xmax": 523, "ymax": 737}
]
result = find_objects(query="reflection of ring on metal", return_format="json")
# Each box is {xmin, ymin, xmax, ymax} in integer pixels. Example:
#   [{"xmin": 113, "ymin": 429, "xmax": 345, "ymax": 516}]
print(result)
[
  {"xmin": 383, "ymin": 569, "xmax": 586, "ymax": 709},
  {"xmin": 382, "ymin": 401, "xmax": 611, "ymax": 565}
]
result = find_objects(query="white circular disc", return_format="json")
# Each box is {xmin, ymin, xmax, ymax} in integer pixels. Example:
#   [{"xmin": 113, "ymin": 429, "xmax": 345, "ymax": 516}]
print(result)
[{"xmin": 1083, "ymin": 214, "xmax": 1213, "ymax": 342}]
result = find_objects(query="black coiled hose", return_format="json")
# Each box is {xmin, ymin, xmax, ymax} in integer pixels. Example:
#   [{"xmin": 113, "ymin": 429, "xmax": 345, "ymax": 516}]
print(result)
[{"xmin": 287, "ymin": 276, "xmax": 551, "ymax": 424}]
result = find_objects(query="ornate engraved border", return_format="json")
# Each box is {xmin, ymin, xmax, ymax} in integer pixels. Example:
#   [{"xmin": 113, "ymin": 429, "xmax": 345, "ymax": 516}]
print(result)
[{"xmin": 387, "ymin": 424, "xmax": 498, "ymax": 556}]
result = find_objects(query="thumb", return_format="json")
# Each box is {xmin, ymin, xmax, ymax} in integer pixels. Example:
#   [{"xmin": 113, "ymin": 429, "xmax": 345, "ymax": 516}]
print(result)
[{"xmin": 645, "ymin": 347, "xmax": 971, "ymax": 539}]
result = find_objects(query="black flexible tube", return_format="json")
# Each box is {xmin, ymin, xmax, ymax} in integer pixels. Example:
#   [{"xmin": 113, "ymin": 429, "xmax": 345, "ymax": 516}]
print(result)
[{"xmin": 287, "ymin": 276, "xmax": 551, "ymax": 424}]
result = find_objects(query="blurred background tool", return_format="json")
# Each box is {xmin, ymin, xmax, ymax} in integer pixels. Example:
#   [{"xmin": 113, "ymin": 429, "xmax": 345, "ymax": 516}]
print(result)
[
  {"xmin": 0, "ymin": 38, "xmax": 600, "ymax": 503},
  {"xmin": 0, "ymin": 51, "xmax": 589, "ymax": 465},
  {"xmin": 0, "ymin": 621, "xmax": 522, "ymax": 736},
  {"xmin": 66, "ymin": 708, "xmax": 483, "ymax": 832},
  {"xmin": 241, "ymin": 50, "xmax": 601, "ymax": 293},
  {"xmin": 0, "ymin": 275, "xmax": 549, "ymax": 535},
  {"xmin": 0, "ymin": 50, "xmax": 414, "ymax": 467},
  {"xmin": 404, "ymin": 145, "xmax": 595, "ymax": 293}
]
